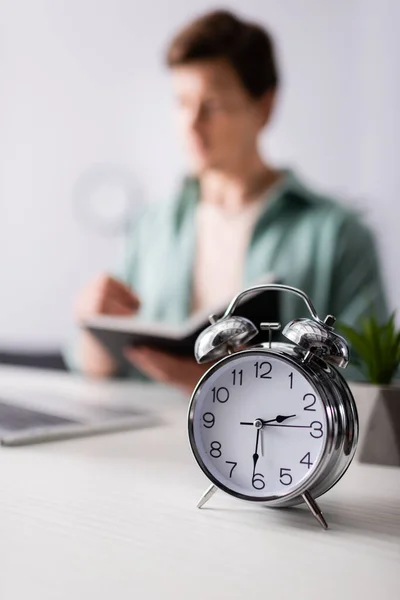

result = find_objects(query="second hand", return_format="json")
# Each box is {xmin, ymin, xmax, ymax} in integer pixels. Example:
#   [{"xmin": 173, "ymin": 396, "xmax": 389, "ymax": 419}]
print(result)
[{"xmin": 263, "ymin": 423, "xmax": 310, "ymax": 429}]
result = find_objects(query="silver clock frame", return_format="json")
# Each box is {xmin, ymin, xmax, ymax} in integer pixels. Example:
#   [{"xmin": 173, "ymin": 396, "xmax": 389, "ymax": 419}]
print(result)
[
  {"xmin": 189, "ymin": 344, "xmax": 358, "ymax": 508},
  {"xmin": 188, "ymin": 284, "xmax": 359, "ymax": 529}
]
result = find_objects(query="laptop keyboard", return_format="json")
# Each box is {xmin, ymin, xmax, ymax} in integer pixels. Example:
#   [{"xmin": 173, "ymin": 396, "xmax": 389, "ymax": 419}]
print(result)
[{"xmin": 0, "ymin": 400, "xmax": 79, "ymax": 431}]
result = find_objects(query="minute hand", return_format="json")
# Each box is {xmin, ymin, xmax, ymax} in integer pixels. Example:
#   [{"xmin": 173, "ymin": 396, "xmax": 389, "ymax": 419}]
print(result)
[{"xmin": 252, "ymin": 429, "xmax": 260, "ymax": 475}]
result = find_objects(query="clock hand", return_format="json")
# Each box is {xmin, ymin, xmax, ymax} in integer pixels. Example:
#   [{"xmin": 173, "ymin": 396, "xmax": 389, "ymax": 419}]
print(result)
[
  {"xmin": 257, "ymin": 415, "xmax": 295, "ymax": 456},
  {"xmin": 263, "ymin": 423, "xmax": 310, "ymax": 429},
  {"xmin": 263, "ymin": 414, "xmax": 296, "ymax": 425},
  {"xmin": 277, "ymin": 414, "xmax": 296, "ymax": 423},
  {"xmin": 252, "ymin": 428, "xmax": 260, "ymax": 475},
  {"xmin": 240, "ymin": 415, "xmax": 296, "ymax": 426}
]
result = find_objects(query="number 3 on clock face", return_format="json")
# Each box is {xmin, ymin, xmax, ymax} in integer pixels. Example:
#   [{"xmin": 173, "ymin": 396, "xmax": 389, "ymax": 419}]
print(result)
[{"xmin": 189, "ymin": 351, "xmax": 328, "ymax": 502}]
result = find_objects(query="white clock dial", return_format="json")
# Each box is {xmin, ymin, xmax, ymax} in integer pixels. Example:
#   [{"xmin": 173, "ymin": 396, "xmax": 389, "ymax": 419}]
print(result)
[{"xmin": 190, "ymin": 351, "xmax": 328, "ymax": 500}]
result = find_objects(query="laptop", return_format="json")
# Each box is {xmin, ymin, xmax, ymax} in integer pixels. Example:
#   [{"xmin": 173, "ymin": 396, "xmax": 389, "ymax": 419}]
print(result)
[{"xmin": 0, "ymin": 392, "xmax": 157, "ymax": 446}]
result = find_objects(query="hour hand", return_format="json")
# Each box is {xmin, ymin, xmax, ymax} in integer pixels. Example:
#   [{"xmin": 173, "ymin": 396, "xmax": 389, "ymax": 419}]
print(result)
[
  {"xmin": 276, "ymin": 414, "xmax": 296, "ymax": 423},
  {"xmin": 263, "ymin": 414, "xmax": 296, "ymax": 425},
  {"xmin": 239, "ymin": 415, "xmax": 296, "ymax": 427}
]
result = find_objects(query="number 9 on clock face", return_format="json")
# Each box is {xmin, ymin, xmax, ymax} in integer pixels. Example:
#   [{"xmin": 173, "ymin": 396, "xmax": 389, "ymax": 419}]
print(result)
[{"xmin": 188, "ymin": 350, "xmax": 328, "ymax": 503}]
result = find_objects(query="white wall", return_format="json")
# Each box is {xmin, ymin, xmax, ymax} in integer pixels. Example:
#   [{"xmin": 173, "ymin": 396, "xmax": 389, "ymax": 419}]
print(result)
[{"xmin": 0, "ymin": 0, "xmax": 399, "ymax": 348}]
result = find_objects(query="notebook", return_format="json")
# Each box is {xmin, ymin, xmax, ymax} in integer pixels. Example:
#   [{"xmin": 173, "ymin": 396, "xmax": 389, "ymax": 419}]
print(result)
[{"xmin": 82, "ymin": 274, "xmax": 280, "ymax": 364}]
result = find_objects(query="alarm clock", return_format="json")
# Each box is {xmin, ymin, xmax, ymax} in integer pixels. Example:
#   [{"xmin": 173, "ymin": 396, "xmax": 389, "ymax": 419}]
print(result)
[{"xmin": 188, "ymin": 284, "xmax": 358, "ymax": 529}]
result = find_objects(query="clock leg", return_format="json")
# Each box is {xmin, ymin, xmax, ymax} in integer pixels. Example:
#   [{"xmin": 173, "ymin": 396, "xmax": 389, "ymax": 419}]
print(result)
[
  {"xmin": 197, "ymin": 484, "xmax": 218, "ymax": 509},
  {"xmin": 302, "ymin": 491, "xmax": 328, "ymax": 530}
]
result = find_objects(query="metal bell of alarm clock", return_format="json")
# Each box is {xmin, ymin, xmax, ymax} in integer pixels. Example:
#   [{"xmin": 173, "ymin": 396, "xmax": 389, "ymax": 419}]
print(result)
[{"xmin": 188, "ymin": 284, "xmax": 359, "ymax": 529}]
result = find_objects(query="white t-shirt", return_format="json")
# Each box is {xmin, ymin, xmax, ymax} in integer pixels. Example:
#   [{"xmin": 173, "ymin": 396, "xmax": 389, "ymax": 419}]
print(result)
[{"xmin": 191, "ymin": 196, "xmax": 266, "ymax": 313}]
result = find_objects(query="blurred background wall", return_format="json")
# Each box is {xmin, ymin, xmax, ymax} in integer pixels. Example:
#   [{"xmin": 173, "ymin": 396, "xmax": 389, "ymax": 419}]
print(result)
[{"xmin": 0, "ymin": 0, "xmax": 399, "ymax": 349}]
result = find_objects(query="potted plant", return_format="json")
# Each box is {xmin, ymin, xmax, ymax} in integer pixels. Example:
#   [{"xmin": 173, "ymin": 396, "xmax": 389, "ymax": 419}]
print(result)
[{"xmin": 339, "ymin": 314, "xmax": 400, "ymax": 466}]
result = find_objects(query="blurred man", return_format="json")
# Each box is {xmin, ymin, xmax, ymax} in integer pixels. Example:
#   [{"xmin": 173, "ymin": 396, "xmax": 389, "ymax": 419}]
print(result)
[{"xmin": 70, "ymin": 10, "xmax": 388, "ymax": 391}]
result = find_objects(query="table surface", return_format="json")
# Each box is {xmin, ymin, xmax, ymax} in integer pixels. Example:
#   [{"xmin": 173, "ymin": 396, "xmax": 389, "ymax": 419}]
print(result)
[{"xmin": 0, "ymin": 366, "xmax": 399, "ymax": 600}]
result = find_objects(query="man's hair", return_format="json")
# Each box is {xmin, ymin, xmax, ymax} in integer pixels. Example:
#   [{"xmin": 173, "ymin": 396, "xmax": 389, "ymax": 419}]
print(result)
[{"xmin": 166, "ymin": 10, "xmax": 279, "ymax": 98}]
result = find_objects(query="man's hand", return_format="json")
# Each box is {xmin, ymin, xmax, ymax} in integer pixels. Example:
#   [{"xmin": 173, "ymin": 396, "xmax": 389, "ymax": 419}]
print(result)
[
  {"xmin": 124, "ymin": 347, "xmax": 211, "ymax": 395},
  {"xmin": 76, "ymin": 274, "xmax": 140, "ymax": 378},
  {"xmin": 76, "ymin": 274, "xmax": 140, "ymax": 321}
]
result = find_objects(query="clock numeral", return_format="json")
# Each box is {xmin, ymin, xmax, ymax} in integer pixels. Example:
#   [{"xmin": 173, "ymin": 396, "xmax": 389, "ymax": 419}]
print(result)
[
  {"xmin": 279, "ymin": 468, "xmax": 293, "ymax": 486},
  {"xmin": 254, "ymin": 361, "xmax": 272, "ymax": 379},
  {"xmin": 211, "ymin": 386, "xmax": 229, "ymax": 403},
  {"xmin": 303, "ymin": 393, "xmax": 317, "ymax": 411},
  {"xmin": 225, "ymin": 461, "xmax": 237, "ymax": 478},
  {"xmin": 232, "ymin": 369, "xmax": 243, "ymax": 386},
  {"xmin": 300, "ymin": 452, "xmax": 313, "ymax": 469},
  {"xmin": 210, "ymin": 441, "xmax": 222, "ymax": 458},
  {"xmin": 289, "ymin": 372, "xmax": 294, "ymax": 389},
  {"xmin": 202, "ymin": 412, "xmax": 215, "ymax": 429},
  {"xmin": 252, "ymin": 473, "xmax": 265, "ymax": 490},
  {"xmin": 310, "ymin": 421, "xmax": 324, "ymax": 438}
]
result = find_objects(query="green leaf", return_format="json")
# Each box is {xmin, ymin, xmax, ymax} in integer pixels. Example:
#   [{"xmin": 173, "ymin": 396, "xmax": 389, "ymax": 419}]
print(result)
[{"xmin": 338, "ymin": 312, "xmax": 400, "ymax": 385}]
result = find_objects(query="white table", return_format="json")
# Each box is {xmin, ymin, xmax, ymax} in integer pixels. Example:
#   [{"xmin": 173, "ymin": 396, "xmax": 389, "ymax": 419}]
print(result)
[{"xmin": 0, "ymin": 366, "xmax": 398, "ymax": 600}]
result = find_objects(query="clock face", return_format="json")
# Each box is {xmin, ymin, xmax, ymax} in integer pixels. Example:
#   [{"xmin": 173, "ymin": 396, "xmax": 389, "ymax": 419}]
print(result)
[{"xmin": 189, "ymin": 351, "xmax": 328, "ymax": 501}]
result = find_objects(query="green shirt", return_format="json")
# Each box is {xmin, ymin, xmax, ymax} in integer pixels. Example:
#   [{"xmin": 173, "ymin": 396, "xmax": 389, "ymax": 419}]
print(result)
[
  {"xmin": 68, "ymin": 170, "xmax": 389, "ymax": 381},
  {"xmin": 121, "ymin": 170, "xmax": 388, "ymax": 327}
]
